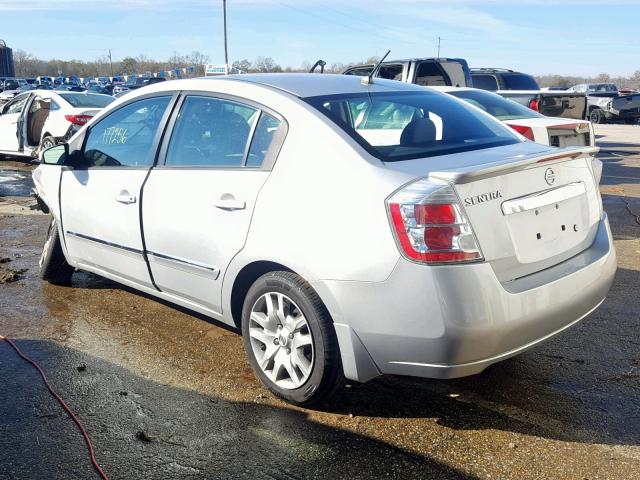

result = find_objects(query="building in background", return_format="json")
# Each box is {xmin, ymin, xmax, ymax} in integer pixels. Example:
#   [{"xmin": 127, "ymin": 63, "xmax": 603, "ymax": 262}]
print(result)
[{"xmin": 0, "ymin": 40, "xmax": 15, "ymax": 77}]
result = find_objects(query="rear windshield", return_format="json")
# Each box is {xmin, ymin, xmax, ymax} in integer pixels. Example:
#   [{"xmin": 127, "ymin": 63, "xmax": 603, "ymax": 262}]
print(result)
[
  {"xmin": 58, "ymin": 93, "xmax": 115, "ymax": 108},
  {"xmin": 305, "ymin": 91, "xmax": 518, "ymax": 162},
  {"xmin": 450, "ymin": 89, "xmax": 543, "ymax": 121},
  {"xmin": 501, "ymin": 73, "xmax": 539, "ymax": 90}
]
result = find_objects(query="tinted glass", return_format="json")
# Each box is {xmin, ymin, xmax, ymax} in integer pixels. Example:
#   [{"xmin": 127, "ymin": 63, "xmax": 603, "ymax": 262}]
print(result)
[
  {"xmin": 415, "ymin": 62, "xmax": 447, "ymax": 86},
  {"xmin": 471, "ymin": 74, "xmax": 499, "ymax": 91},
  {"xmin": 440, "ymin": 61, "xmax": 468, "ymax": 87},
  {"xmin": 59, "ymin": 93, "xmax": 114, "ymax": 108},
  {"xmin": 83, "ymin": 96, "xmax": 171, "ymax": 167},
  {"xmin": 344, "ymin": 66, "xmax": 374, "ymax": 77},
  {"xmin": 165, "ymin": 96, "xmax": 258, "ymax": 167},
  {"xmin": 247, "ymin": 112, "xmax": 283, "ymax": 167},
  {"xmin": 4, "ymin": 80, "xmax": 19, "ymax": 90},
  {"xmin": 378, "ymin": 64, "xmax": 403, "ymax": 81},
  {"xmin": 501, "ymin": 73, "xmax": 539, "ymax": 90},
  {"xmin": 450, "ymin": 89, "xmax": 543, "ymax": 120},
  {"xmin": 306, "ymin": 91, "xmax": 518, "ymax": 162}
]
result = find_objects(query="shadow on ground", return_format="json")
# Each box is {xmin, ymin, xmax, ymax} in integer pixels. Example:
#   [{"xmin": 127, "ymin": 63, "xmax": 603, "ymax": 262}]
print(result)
[{"xmin": 0, "ymin": 339, "xmax": 477, "ymax": 480}]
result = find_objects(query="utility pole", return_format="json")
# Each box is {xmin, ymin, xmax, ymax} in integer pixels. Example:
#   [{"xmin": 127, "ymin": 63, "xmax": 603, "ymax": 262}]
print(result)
[
  {"xmin": 222, "ymin": 0, "xmax": 229, "ymax": 67},
  {"xmin": 108, "ymin": 49, "xmax": 114, "ymax": 78},
  {"xmin": 437, "ymin": 36, "xmax": 442, "ymax": 58}
]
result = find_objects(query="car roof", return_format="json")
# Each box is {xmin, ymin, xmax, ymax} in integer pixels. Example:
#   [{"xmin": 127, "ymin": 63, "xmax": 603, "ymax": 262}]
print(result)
[{"xmin": 207, "ymin": 73, "xmax": 427, "ymax": 98}]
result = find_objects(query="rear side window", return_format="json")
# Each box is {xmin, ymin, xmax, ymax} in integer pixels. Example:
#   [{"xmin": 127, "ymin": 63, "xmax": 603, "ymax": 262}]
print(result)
[
  {"xmin": 344, "ymin": 66, "xmax": 374, "ymax": 77},
  {"xmin": 472, "ymin": 74, "xmax": 499, "ymax": 91},
  {"xmin": 501, "ymin": 73, "xmax": 539, "ymax": 90},
  {"xmin": 306, "ymin": 91, "xmax": 518, "ymax": 162},
  {"xmin": 378, "ymin": 64, "xmax": 403, "ymax": 81},
  {"xmin": 83, "ymin": 96, "xmax": 171, "ymax": 167},
  {"xmin": 165, "ymin": 96, "xmax": 258, "ymax": 167},
  {"xmin": 415, "ymin": 62, "xmax": 448, "ymax": 86},
  {"xmin": 247, "ymin": 113, "xmax": 283, "ymax": 167}
]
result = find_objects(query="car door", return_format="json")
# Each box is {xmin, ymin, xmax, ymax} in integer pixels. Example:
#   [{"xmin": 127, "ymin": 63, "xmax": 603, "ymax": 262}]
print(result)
[
  {"xmin": 0, "ymin": 93, "xmax": 30, "ymax": 153},
  {"xmin": 142, "ymin": 94, "xmax": 287, "ymax": 313},
  {"xmin": 60, "ymin": 94, "xmax": 175, "ymax": 288}
]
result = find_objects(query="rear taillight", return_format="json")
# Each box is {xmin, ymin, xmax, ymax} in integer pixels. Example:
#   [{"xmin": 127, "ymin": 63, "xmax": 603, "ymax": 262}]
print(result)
[
  {"xmin": 528, "ymin": 98, "xmax": 540, "ymax": 112},
  {"xmin": 508, "ymin": 124, "xmax": 535, "ymax": 141},
  {"xmin": 387, "ymin": 179, "xmax": 483, "ymax": 264},
  {"xmin": 65, "ymin": 114, "xmax": 92, "ymax": 126}
]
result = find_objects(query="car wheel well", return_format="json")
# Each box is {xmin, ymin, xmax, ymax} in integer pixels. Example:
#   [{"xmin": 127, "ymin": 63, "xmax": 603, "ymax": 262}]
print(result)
[{"xmin": 230, "ymin": 261, "xmax": 294, "ymax": 329}]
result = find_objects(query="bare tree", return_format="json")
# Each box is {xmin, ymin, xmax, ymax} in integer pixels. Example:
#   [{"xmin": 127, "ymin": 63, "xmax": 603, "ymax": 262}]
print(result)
[{"xmin": 253, "ymin": 56, "xmax": 282, "ymax": 73}]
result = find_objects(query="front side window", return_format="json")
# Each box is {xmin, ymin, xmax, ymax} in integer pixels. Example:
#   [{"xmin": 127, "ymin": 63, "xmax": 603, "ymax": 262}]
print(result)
[
  {"xmin": 306, "ymin": 90, "xmax": 518, "ymax": 162},
  {"xmin": 83, "ymin": 96, "xmax": 171, "ymax": 167},
  {"xmin": 165, "ymin": 96, "xmax": 259, "ymax": 167},
  {"xmin": 4, "ymin": 94, "xmax": 29, "ymax": 115}
]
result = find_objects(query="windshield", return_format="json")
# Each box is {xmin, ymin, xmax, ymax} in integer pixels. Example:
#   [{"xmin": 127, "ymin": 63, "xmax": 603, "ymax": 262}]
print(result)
[
  {"xmin": 588, "ymin": 84, "xmax": 618, "ymax": 93},
  {"xmin": 58, "ymin": 93, "xmax": 115, "ymax": 108},
  {"xmin": 450, "ymin": 89, "xmax": 543, "ymax": 121},
  {"xmin": 305, "ymin": 91, "xmax": 518, "ymax": 162}
]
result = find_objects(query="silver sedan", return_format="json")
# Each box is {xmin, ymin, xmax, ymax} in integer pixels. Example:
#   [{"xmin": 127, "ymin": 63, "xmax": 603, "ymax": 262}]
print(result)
[{"xmin": 32, "ymin": 74, "xmax": 616, "ymax": 405}]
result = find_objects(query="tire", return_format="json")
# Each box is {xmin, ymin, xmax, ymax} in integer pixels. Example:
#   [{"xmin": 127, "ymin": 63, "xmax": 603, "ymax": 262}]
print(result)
[
  {"xmin": 39, "ymin": 135, "xmax": 57, "ymax": 153},
  {"xmin": 241, "ymin": 271, "xmax": 344, "ymax": 405},
  {"xmin": 39, "ymin": 217, "xmax": 74, "ymax": 285},
  {"xmin": 589, "ymin": 108, "xmax": 606, "ymax": 124}
]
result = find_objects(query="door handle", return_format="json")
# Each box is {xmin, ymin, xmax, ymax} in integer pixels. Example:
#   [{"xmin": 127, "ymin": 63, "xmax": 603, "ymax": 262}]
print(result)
[
  {"xmin": 115, "ymin": 190, "xmax": 137, "ymax": 204},
  {"xmin": 213, "ymin": 198, "xmax": 246, "ymax": 211}
]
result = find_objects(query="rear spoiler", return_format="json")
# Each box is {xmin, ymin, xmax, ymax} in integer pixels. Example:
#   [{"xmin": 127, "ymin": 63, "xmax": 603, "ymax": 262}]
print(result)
[{"xmin": 429, "ymin": 146, "xmax": 599, "ymax": 185}]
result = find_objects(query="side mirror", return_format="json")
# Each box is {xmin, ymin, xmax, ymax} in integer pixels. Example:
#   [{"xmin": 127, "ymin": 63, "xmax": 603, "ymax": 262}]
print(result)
[{"xmin": 40, "ymin": 143, "xmax": 68, "ymax": 165}]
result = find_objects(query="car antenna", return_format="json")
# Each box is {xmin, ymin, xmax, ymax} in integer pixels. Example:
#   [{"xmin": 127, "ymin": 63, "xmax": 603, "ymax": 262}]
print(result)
[
  {"xmin": 361, "ymin": 50, "xmax": 391, "ymax": 86},
  {"xmin": 309, "ymin": 60, "xmax": 326, "ymax": 74}
]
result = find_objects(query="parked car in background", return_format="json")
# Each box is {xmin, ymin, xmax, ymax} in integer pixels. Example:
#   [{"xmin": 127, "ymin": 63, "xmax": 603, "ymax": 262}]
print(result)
[
  {"xmin": 343, "ymin": 57, "xmax": 472, "ymax": 87},
  {"xmin": 86, "ymin": 81, "xmax": 114, "ymax": 95},
  {"xmin": 471, "ymin": 68, "xmax": 587, "ymax": 120},
  {"xmin": 567, "ymin": 83, "xmax": 640, "ymax": 124},
  {"xmin": 112, "ymin": 76, "xmax": 166, "ymax": 95},
  {"xmin": 0, "ymin": 78, "xmax": 32, "ymax": 104},
  {"xmin": 32, "ymin": 74, "xmax": 615, "ymax": 405},
  {"xmin": 0, "ymin": 90, "xmax": 114, "ymax": 157},
  {"xmin": 54, "ymin": 82, "xmax": 86, "ymax": 92},
  {"xmin": 435, "ymin": 87, "xmax": 595, "ymax": 147}
]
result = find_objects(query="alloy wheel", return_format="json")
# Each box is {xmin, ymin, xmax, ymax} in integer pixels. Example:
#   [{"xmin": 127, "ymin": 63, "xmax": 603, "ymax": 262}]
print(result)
[{"xmin": 248, "ymin": 292, "xmax": 314, "ymax": 390}]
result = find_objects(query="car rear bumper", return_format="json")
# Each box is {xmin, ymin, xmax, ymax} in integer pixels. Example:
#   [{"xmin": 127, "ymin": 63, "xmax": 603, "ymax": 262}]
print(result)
[{"xmin": 314, "ymin": 214, "xmax": 616, "ymax": 382}]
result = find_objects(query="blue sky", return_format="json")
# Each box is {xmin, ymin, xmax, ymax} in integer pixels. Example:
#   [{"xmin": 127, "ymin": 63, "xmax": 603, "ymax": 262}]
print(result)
[{"xmin": 1, "ymin": 0, "xmax": 639, "ymax": 76}]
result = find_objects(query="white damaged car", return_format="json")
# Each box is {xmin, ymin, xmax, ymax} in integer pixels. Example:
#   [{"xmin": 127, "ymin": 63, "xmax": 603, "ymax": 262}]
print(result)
[
  {"xmin": 32, "ymin": 74, "xmax": 616, "ymax": 404},
  {"xmin": 0, "ymin": 90, "xmax": 114, "ymax": 157}
]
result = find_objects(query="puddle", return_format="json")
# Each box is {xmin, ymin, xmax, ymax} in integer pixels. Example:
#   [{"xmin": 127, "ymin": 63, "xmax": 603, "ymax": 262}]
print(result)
[{"xmin": 0, "ymin": 169, "xmax": 33, "ymax": 197}]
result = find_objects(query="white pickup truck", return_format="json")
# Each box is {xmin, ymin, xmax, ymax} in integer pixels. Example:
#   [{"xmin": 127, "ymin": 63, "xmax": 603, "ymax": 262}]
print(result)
[{"xmin": 567, "ymin": 83, "xmax": 640, "ymax": 124}]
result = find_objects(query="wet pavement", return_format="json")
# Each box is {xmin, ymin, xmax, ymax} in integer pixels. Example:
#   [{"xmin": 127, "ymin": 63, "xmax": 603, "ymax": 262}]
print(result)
[{"xmin": 1, "ymin": 128, "xmax": 639, "ymax": 480}]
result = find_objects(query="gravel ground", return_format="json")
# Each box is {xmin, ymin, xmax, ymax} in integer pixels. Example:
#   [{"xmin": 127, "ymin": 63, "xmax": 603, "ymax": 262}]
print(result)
[{"xmin": 0, "ymin": 126, "xmax": 639, "ymax": 480}]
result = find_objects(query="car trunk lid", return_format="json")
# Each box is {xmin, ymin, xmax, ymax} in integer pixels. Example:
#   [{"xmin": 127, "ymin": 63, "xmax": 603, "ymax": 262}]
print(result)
[{"xmin": 428, "ymin": 146, "xmax": 601, "ymax": 282}]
